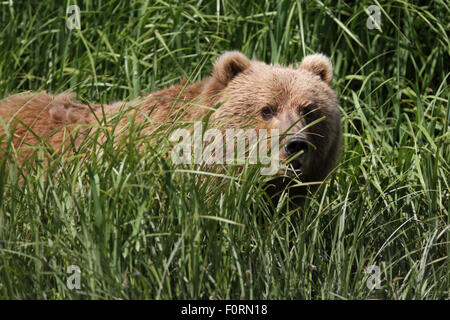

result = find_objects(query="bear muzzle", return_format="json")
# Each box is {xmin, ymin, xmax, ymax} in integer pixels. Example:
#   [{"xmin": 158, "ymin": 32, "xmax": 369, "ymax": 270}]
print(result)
[{"xmin": 283, "ymin": 135, "xmax": 310, "ymax": 172}]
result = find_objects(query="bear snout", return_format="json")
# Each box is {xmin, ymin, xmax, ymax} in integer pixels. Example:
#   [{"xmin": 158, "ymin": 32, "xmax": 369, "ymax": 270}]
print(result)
[{"xmin": 284, "ymin": 135, "xmax": 310, "ymax": 170}]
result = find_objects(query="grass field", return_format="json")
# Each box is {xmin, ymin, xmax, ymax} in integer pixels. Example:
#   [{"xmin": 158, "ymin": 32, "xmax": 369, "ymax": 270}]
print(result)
[{"xmin": 0, "ymin": 0, "xmax": 448, "ymax": 299}]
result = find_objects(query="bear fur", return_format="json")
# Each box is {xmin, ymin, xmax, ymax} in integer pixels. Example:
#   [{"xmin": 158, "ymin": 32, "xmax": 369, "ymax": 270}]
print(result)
[{"xmin": 0, "ymin": 51, "xmax": 341, "ymax": 202}]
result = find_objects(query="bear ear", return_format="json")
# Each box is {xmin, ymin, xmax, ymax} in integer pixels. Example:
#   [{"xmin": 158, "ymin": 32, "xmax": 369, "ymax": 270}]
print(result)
[
  {"xmin": 298, "ymin": 53, "xmax": 333, "ymax": 84},
  {"xmin": 213, "ymin": 51, "xmax": 251, "ymax": 85}
]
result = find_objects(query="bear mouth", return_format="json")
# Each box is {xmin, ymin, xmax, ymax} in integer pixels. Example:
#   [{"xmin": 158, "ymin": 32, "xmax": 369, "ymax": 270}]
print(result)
[
  {"xmin": 280, "ymin": 156, "xmax": 305, "ymax": 175},
  {"xmin": 279, "ymin": 163, "xmax": 303, "ymax": 177}
]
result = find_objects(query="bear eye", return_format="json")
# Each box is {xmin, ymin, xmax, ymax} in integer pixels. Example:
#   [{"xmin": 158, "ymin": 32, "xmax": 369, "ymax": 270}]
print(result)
[
  {"xmin": 301, "ymin": 104, "xmax": 318, "ymax": 122},
  {"xmin": 261, "ymin": 106, "xmax": 274, "ymax": 120}
]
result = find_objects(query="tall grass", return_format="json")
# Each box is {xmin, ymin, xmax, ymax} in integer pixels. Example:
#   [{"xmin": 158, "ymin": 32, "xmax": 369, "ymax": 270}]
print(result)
[{"xmin": 0, "ymin": 0, "xmax": 448, "ymax": 299}]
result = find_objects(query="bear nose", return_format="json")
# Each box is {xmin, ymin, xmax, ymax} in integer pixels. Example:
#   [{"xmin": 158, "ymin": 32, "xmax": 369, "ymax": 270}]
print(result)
[{"xmin": 284, "ymin": 136, "xmax": 309, "ymax": 158}]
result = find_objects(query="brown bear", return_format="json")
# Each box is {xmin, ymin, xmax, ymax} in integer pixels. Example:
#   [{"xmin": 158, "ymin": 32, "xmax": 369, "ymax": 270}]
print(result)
[{"xmin": 0, "ymin": 51, "xmax": 341, "ymax": 203}]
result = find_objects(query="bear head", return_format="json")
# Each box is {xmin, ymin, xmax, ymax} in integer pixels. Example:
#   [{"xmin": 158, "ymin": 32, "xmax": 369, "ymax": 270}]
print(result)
[{"xmin": 206, "ymin": 51, "xmax": 342, "ymax": 187}]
